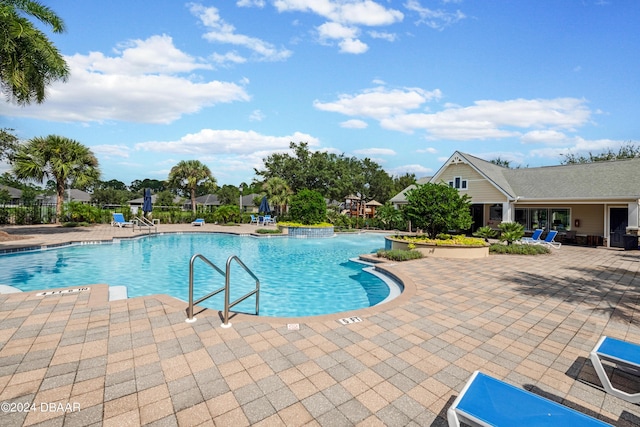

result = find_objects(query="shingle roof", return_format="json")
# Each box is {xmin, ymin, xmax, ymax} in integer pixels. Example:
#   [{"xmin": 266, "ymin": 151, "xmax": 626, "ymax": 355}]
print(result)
[
  {"xmin": 389, "ymin": 176, "xmax": 432, "ymax": 203},
  {"xmin": 0, "ymin": 185, "xmax": 22, "ymax": 199},
  {"xmin": 503, "ymin": 159, "xmax": 640, "ymax": 199},
  {"xmin": 391, "ymin": 151, "xmax": 640, "ymax": 204},
  {"xmin": 460, "ymin": 151, "xmax": 640, "ymax": 200}
]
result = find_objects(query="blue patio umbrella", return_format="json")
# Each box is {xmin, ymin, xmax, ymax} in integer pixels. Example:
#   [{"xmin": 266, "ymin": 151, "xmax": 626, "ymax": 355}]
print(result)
[
  {"xmin": 259, "ymin": 196, "xmax": 271, "ymax": 214},
  {"xmin": 142, "ymin": 188, "xmax": 153, "ymax": 214}
]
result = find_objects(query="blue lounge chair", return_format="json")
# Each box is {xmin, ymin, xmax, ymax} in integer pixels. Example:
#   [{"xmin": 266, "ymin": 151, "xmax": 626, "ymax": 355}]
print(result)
[
  {"xmin": 520, "ymin": 229, "xmax": 543, "ymax": 244},
  {"xmin": 590, "ymin": 336, "xmax": 640, "ymax": 403},
  {"xmin": 191, "ymin": 218, "xmax": 205, "ymax": 226},
  {"xmin": 448, "ymin": 371, "xmax": 612, "ymax": 427},
  {"xmin": 112, "ymin": 213, "xmax": 133, "ymax": 228},
  {"xmin": 533, "ymin": 230, "xmax": 561, "ymax": 249}
]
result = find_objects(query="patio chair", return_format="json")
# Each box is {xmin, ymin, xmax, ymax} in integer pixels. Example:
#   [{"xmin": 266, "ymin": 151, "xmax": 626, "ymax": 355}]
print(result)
[
  {"xmin": 265, "ymin": 215, "xmax": 277, "ymax": 226},
  {"xmin": 262, "ymin": 215, "xmax": 272, "ymax": 225},
  {"xmin": 112, "ymin": 213, "xmax": 133, "ymax": 228},
  {"xmin": 448, "ymin": 371, "xmax": 612, "ymax": 427},
  {"xmin": 191, "ymin": 218, "xmax": 205, "ymax": 226},
  {"xmin": 520, "ymin": 228, "xmax": 543, "ymax": 244},
  {"xmin": 533, "ymin": 230, "xmax": 561, "ymax": 249},
  {"xmin": 250, "ymin": 215, "xmax": 259, "ymax": 225},
  {"xmin": 590, "ymin": 336, "xmax": 640, "ymax": 403}
]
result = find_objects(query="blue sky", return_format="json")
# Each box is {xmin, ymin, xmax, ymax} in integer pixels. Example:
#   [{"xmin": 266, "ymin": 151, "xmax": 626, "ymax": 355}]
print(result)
[{"xmin": 1, "ymin": 0, "xmax": 639, "ymax": 187}]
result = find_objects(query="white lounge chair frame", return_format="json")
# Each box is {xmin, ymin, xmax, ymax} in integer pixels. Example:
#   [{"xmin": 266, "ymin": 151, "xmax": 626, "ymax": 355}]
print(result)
[
  {"xmin": 590, "ymin": 336, "xmax": 640, "ymax": 403},
  {"xmin": 191, "ymin": 218, "xmax": 205, "ymax": 226},
  {"xmin": 532, "ymin": 230, "xmax": 561, "ymax": 249},
  {"xmin": 520, "ymin": 228, "xmax": 543, "ymax": 244},
  {"xmin": 112, "ymin": 213, "xmax": 133, "ymax": 228},
  {"xmin": 448, "ymin": 371, "xmax": 612, "ymax": 427}
]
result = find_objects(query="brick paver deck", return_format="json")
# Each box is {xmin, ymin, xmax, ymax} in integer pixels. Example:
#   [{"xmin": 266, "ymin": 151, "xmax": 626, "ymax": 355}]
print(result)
[{"xmin": 1, "ymin": 224, "xmax": 639, "ymax": 426}]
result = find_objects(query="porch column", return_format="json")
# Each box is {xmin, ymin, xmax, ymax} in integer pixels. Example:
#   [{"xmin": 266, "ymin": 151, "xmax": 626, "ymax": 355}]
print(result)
[
  {"xmin": 502, "ymin": 202, "xmax": 514, "ymax": 222},
  {"xmin": 628, "ymin": 200, "xmax": 640, "ymax": 233}
]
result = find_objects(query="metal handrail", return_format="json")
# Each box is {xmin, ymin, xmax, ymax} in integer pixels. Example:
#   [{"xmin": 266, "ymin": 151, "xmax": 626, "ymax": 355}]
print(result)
[
  {"xmin": 185, "ymin": 254, "xmax": 260, "ymax": 328},
  {"xmin": 133, "ymin": 216, "xmax": 157, "ymax": 234},
  {"xmin": 222, "ymin": 255, "xmax": 260, "ymax": 328}
]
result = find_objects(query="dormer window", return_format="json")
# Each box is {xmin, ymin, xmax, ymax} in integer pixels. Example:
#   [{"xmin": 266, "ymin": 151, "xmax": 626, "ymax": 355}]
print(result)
[{"xmin": 449, "ymin": 176, "xmax": 468, "ymax": 190}]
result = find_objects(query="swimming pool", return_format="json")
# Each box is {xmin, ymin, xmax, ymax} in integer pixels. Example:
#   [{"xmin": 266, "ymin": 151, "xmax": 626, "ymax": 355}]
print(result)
[{"xmin": 0, "ymin": 233, "xmax": 398, "ymax": 317}]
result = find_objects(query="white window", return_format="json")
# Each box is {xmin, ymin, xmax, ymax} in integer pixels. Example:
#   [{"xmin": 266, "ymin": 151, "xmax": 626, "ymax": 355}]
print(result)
[{"xmin": 448, "ymin": 176, "xmax": 468, "ymax": 190}]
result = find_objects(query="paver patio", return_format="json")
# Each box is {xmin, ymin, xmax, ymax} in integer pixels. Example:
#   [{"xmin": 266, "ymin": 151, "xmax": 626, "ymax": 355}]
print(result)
[{"xmin": 0, "ymin": 224, "xmax": 639, "ymax": 426}]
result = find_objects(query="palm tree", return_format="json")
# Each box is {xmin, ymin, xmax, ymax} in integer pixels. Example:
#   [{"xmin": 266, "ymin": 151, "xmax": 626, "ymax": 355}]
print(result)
[
  {"xmin": 167, "ymin": 160, "xmax": 216, "ymax": 213},
  {"xmin": 263, "ymin": 177, "xmax": 292, "ymax": 216},
  {"xmin": 12, "ymin": 135, "xmax": 100, "ymax": 222},
  {"xmin": 0, "ymin": 0, "xmax": 69, "ymax": 105}
]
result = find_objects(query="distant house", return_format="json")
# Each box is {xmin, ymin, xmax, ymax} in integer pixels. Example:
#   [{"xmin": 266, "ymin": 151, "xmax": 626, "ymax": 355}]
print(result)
[
  {"xmin": 0, "ymin": 185, "xmax": 22, "ymax": 205},
  {"xmin": 195, "ymin": 194, "xmax": 221, "ymax": 211},
  {"xmin": 240, "ymin": 193, "xmax": 260, "ymax": 213},
  {"xmin": 389, "ymin": 176, "xmax": 432, "ymax": 209},
  {"xmin": 389, "ymin": 151, "xmax": 640, "ymax": 249},
  {"xmin": 128, "ymin": 194, "xmax": 184, "ymax": 209},
  {"xmin": 41, "ymin": 189, "xmax": 91, "ymax": 205}
]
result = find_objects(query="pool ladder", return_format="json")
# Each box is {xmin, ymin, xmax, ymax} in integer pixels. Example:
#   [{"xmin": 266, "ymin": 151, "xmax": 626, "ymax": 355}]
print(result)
[{"xmin": 185, "ymin": 254, "xmax": 260, "ymax": 328}]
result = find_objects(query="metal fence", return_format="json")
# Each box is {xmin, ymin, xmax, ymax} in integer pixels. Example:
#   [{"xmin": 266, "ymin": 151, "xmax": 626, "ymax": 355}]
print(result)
[{"xmin": 0, "ymin": 202, "xmax": 57, "ymax": 225}]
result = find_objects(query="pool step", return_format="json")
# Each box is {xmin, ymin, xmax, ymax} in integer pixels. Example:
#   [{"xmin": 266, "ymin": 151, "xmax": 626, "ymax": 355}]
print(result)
[
  {"xmin": 109, "ymin": 286, "xmax": 128, "ymax": 301},
  {"xmin": 0, "ymin": 284, "xmax": 23, "ymax": 294}
]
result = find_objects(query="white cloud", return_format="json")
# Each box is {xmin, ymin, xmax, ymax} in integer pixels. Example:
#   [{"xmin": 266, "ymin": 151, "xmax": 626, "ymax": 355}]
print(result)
[
  {"xmin": 340, "ymin": 119, "xmax": 368, "ymax": 129},
  {"xmin": 274, "ymin": 0, "xmax": 404, "ymax": 26},
  {"xmin": 135, "ymin": 129, "xmax": 319, "ymax": 155},
  {"xmin": 528, "ymin": 137, "xmax": 625, "ymax": 160},
  {"xmin": 353, "ymin": 148, "xmax": 396, "ymax": 156},
  {"xmin": 318, "ymin": 22, "xmax": 359, "ymax": 39},
  {"xmin": 317, "ymin": 86, "xmax": 593, "ymax": 141},
  {"xmin": 339, "ymin": 38, "xmax": 369, "ymax": 54},
  {"xmin": 317, "ymin": 22, "xmax": 368, "ymax": 54},
  {"xmin": 1, "ymin": 36, "xmax": 250, "ymax": 124},
  {"xmin": 212, "ymin": 51, "xmax": 247, "ymax": 64},
  {"xmin": 368, "ymin": 30, "xmax": 398, "ymax": 42},
  {"xmin": 404, "ymin": 0, "xmax": 465, "ymax": 30},
  {"xmin": 237, "ymin": 0, "xmax": 265, "ymax": 7},
  {"xmin": 314, "ymin": 86, "xmax": 442, "ymax": 119},
  {"xmin": 249, "ymin": 109, "xmax": 266, "ymax": 121},
  {"xmin": 520, "ymin": 130, "xmax": 568, "ymax": 145},
  {"xmin": 416, "ymin": 147, "xmax": 437, "ymax": 153},
  {"xmin": 387, "ymin": 164, "xmax": 432, "ymax": 176},
  {"xmin": 189, "ymin": 3, "xmax": 292, "ymax": 62},
  {"xmin": 92, "ymin": 145, "xmax": 130, "ymax": 159},
  {"xmin": 380, "ymin": 97, "xmax": 592, "ymax": 140},
  {"xmin": 82, "ymin": 35, "xmax": 212, "ymax": 75}
]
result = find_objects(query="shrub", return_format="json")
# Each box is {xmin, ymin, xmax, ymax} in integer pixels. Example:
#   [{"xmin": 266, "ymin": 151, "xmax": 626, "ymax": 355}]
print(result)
[
  {"xmin": 404, "ymin": 183, "xmax": 472, "ymax": 238},
  {"xmin": 489, "ymin": 244, "xmax": 550, "ymax": 255},
  {"xmin": 255, "ymin": 228, "xmax": 282, "ymax": 234},
  {"xmin": 288, "ymin": 189, "xmax": 326, "ymax": 225},
  {"xmin": 212, "ymin": 205, "xmax": 240, "ymax": 224},
  {"xmin": 393, "ymin": 234, "xmax": 486, "ymax": 246},
  {"xmin": 473, "ymin": 226, "xmax": 497, "ymax": 241},
  {"xmin": 498, "ymin": 222, "xmax": 525, "ymax": 245},
  {"xmin": 376, "ymin": 248, "xmax": 424, "ymax": 261}
]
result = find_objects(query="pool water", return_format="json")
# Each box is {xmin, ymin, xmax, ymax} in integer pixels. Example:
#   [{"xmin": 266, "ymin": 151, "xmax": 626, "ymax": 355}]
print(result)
[{"xmin": 0, "ymin": 233, "xmax": 394, "ymax": 317}]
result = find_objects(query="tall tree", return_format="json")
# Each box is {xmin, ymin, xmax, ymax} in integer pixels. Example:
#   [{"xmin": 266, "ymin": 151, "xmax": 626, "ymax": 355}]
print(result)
[
  {"xmin": 12, "ymin": 135, "xmax": 100, "ymax": 222},
  {"xmin": 0, "ymin": 0, "xmax": 69, "ymax": 105},
  {"xmin": 392, "ymin": 173, "xmax": 416, "ymax": 195},
  {"xmin": 404, "ymin": 183, "xmax": 472, "ymax": 238},
  {"xmin": 167, "ymin": 160, "xmax": 216, "ymax": 213},
  {"xmin": 263, "ymin": 176, "xmax": 292, "ymax": 215},
  {"xmin": 0, "ymin": 128, "xmax": 18, "ymax": 161},
  {"xmin": 216, "ymin": 184, "xmax": 240, "ymax": 206},
  {"xmin": 256, "ymin": 141, "xmax": 397, "ymax": 203},
  {"xmin": 129, "ymin": 178, "xmax": 165, "ymax": 194}
]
